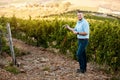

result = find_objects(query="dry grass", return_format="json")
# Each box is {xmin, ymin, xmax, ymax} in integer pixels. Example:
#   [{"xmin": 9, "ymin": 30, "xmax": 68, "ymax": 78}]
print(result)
[{"xmin": 0, "ymin": 0, "xmax": 119, "ymax": 19}]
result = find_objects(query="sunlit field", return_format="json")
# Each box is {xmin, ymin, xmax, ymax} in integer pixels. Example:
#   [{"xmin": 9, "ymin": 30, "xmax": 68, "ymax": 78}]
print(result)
[{"xmin": 0, "ymin": 0, "xmax": 120, "ymax": 19}]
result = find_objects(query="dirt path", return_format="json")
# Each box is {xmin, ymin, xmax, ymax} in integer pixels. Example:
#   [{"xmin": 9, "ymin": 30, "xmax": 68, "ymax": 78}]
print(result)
[{"xmin": 0, "ymin": 39, "xmax": 111, "ymax": 80}]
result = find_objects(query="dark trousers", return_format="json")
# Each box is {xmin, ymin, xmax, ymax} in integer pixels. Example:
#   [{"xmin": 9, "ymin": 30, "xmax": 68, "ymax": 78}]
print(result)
[{"xmin": 76, "ymin": 39, "xmax": 88, "ymax": 72}]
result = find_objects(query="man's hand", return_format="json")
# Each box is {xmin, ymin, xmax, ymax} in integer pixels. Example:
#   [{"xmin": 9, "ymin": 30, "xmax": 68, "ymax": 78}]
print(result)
[
  {"xmin": 65, "ymin": 25, "xmax": 70, "ymax": 29},
  {"xmin": 64, "ymin": 24, "xmax": 77, "ymax": 35}
]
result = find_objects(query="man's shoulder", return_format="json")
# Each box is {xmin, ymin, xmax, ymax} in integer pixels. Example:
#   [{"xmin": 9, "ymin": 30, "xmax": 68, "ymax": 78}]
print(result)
[
  {"xmin": 83, "ymin": 18, "xmax": 88, "ymax": 22},
  {"xmin": 82, "ymin": 19, "xmax": 88, "ymax": 24}
]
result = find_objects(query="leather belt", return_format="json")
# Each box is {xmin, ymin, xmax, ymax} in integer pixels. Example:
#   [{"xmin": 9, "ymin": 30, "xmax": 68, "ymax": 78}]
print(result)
[{"xmin": 79, "ymin": 38, "xmax": 88, "ymax": 40}]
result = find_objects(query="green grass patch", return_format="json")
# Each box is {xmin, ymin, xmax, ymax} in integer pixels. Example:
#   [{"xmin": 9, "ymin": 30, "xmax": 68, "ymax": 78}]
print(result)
[
  {"xmin": 4, "ymin": 65, "xmax": 20, "ymax": 74},
  {"xmin": 42, "ymin": 66, "xmax": 50, "ymax": 71}
]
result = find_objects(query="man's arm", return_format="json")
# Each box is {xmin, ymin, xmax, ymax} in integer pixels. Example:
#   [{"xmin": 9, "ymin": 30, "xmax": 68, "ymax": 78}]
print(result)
[
  {"xmin": 66, "ymin": 25, "xmax": 74, "ymax": 32},
  {"xmin": 66, "ymin": 25, "xmax": 78, "ymax": 34},
  {"xmin": 66, "ymin": 25, "xmax": 87, "ymax": 35}
]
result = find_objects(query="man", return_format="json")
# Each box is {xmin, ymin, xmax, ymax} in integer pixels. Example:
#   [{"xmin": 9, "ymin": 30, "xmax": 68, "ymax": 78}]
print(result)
[{"xmin": 65, "ymin": 11, "xmax": 89, "ymax": 73}]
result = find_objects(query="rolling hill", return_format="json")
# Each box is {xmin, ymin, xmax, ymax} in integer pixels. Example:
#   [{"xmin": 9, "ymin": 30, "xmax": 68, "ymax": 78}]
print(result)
[{"xmin": 0, "ymin": 0, "xmax": 120, "ymax": 19}]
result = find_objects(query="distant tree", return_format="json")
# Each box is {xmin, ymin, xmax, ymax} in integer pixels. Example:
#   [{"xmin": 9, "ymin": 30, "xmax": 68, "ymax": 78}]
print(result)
[
  {"xmin": 54, "ymin": 3, "xmax": 59, "ymax": 7},
  {"xmin": 64, "ymin": 2, "xmax": 71, "ymax": 8},
  {"xmin": 62, "ymin": 2, "xmax": 71, "ymax": 11},
  {"xmin": 33, "ymin": 4, "xmax": 39, "ymax": 7}
]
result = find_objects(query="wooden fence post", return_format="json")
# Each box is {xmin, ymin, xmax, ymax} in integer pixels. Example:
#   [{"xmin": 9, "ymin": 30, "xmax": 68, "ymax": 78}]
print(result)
[{"xmin": 6, "ymin": 23, "xmax": 17, "ymax": 65}]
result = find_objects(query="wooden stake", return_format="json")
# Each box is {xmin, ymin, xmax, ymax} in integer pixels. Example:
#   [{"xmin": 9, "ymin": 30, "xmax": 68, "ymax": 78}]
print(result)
[{"xmin": 6, "ymin": 23, "xmax": 17, "ymax": 65}]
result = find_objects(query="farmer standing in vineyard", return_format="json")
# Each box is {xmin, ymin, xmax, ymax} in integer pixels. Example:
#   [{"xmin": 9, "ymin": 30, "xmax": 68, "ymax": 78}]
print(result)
[{"xmin": 65, "ymin": 11, "xmax": 89, "ymax": 73}]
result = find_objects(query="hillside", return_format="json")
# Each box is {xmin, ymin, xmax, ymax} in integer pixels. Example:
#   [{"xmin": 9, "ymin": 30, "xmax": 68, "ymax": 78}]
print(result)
[
  {"xmin": 0, "ymin": 39, "xmax": 112, "ymax": 80},
  {"xmin": 1, "ymin": 0, "xmax": 120, "ymax": 10},
  {"xmin": 0, "ymin": 0, "xmax": 120, "ymax": 19}
]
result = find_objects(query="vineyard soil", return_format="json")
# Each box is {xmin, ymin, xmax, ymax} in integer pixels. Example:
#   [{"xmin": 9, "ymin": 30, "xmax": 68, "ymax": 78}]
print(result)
[{"xmin": 0, "ymin": 39, "xmax": 112, "ymax": 80}]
